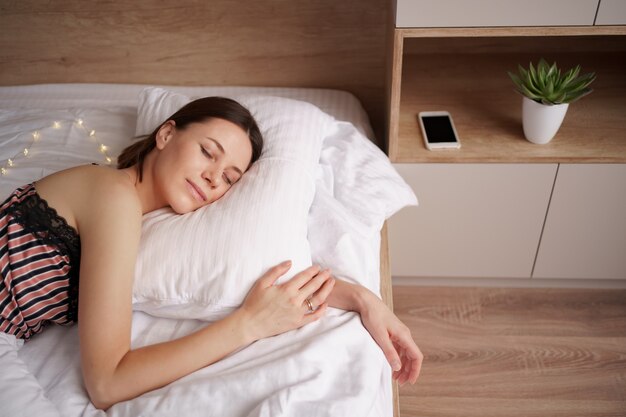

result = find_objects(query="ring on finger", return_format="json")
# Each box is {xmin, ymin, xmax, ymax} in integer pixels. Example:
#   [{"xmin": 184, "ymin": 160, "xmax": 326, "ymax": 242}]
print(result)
[{"xmin": 305, "ymin": 298, "xmax": 315, "ymax": 313}]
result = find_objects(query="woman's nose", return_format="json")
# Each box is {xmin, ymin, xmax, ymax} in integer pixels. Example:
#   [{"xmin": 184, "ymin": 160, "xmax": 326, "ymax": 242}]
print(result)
[{"xmin": 203, "ymin": 169, "xmax": 222, "ymax": 188}]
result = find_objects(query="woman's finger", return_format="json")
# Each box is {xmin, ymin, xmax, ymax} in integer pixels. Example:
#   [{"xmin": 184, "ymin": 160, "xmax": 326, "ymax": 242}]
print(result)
[
  {"xmin": 283, "ymin": 264, "xmax": 322, "ymax": 290},
  {"xmin": 374, "ymin": 329, "xmax": 402, "ymax": 372},
  {"xmin": 307, "ymin": 275, "xmax": 335, "ymax": 309},
  {"xmin": 410, "ymin": 346, "xmax": 424, "ymax": 383},
  {"xmin": 394, "ymin": 336, "xmax": 423, "ymax": 385},
  {"xmin": 298, "ymin": 269, "xmax": 332, "ymax": 302},
  {"xmin": 301, "ymin": 302, "xmax": 328, "ymax": 325},
  {"xmin": 258, "ymin": 261, "xmax": 293, "ymax": 287},
  {"xmin": 393, "ymin": 328, "xmax": 420, "ymax": 360},
  {"xmin": 392, "ymin": 342, "xmax": 411, "ymax": 386}
]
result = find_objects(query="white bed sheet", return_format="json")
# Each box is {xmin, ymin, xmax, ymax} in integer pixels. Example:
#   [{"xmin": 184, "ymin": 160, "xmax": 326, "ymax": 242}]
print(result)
[{"xmin": 0, "ymin": 84, "xmax": 393, "ymax": 417}]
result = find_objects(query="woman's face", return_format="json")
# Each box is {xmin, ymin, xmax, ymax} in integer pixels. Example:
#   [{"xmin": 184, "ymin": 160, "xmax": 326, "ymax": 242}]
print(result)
[{"xmin": 153, "ymin": 118, "xmax": 253, "ymax": 214}]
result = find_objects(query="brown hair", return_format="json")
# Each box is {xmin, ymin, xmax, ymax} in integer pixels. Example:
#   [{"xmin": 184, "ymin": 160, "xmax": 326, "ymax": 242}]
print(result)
[{"xmin": 117, "ymin": 97, "xmax": 263, "ymax": 181}]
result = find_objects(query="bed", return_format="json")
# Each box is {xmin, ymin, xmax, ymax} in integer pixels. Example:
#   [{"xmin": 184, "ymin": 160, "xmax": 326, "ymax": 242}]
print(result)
[{"xmin": 0, "ymin": 83, "xmax": 416, "ymax": 416}]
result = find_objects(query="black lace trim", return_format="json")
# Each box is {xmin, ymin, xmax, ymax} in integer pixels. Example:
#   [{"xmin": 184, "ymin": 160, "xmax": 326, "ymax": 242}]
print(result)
[{"xmin": 5, "ymin": 185, "xmax": 81, "ymax": 323}]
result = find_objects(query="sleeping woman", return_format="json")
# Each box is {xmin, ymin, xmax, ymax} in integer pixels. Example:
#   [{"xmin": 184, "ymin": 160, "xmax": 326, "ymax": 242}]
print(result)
[{"xmin": 0, "ymin": 97, "xmax": 423, "ymax": 411}]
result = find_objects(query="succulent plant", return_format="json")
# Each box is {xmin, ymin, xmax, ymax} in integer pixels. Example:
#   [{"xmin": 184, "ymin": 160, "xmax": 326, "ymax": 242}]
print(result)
[{"xmin": 508, "ymin": 58, "xmax": 596, "ymax": 105}]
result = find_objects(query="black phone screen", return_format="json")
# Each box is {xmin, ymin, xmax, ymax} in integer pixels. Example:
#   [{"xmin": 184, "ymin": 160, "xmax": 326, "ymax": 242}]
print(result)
[{"xmin": 421, "ymin": 115, "xmax": 458, "ymax": 143}]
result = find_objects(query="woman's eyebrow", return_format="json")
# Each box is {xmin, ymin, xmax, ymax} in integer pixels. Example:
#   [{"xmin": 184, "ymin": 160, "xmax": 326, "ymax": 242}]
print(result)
[
  {"xmin": 206, "ymin": 137, "xmax": 225, "ymax": 154},
  {"xmin": 206, "ymin": 137, "xmax": 243, "ymax": 176}
]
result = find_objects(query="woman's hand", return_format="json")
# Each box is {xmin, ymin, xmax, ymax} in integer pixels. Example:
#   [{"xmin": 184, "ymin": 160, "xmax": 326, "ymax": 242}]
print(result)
[
  {"xmin": 325, "ymin": 277, "xmax": 423, "ymax": 385},
  {"xmin": 238, "ymin": 261, "xmax": 336, "ymax": 342},
  {"xmin": 361, "ymin": 299, "xmax": 423, "ymax": 385},
  {"xmin": 358, "ymin": 291, "xmax": 423, "ymax": 386}
]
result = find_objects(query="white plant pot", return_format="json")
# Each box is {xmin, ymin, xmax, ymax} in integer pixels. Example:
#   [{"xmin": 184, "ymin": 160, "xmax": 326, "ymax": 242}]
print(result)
[{"xmin": 522, "ymin": 96, "xmax": 569, "ymax": 144}]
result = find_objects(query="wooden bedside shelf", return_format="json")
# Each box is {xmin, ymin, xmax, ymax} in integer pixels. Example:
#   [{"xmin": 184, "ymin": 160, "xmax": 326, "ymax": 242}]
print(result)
[
  {"xmin": 387, "ymin": 27, "xmax": 626, "ymax": 163},
  {"xmin": 385, "ymin": 7, "xmax": 626, "ymax": 297}
]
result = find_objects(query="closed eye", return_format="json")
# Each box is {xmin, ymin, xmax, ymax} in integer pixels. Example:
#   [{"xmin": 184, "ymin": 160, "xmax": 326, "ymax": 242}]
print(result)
[
  {"xmin": 202, "ymin": 145, "xmax": 236, "ymax": 186},
  {"xmin": 201, "ymin": 146, "xmax": 215, "ymax": 160}
]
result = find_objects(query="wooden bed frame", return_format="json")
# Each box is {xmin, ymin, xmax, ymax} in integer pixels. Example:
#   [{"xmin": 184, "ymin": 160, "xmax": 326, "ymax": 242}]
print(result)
[
  {"xmin": 380, "ymin": 222, "xmax": 400, "ymax": 417},
  {"xmin": 0, "ymin": 1, "xmax": 399, "ymax": 415}
]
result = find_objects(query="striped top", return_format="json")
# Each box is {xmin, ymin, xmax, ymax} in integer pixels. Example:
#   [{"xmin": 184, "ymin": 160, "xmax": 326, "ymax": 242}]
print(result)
[{"xmin": 0, "ymin": 184, "xmax": 80, "ymax": 341}]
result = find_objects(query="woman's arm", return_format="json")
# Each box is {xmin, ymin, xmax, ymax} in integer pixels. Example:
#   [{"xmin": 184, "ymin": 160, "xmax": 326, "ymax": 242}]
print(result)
[
  {"xmin": 77, "ymin": 179, "xmax": 334, "ymax": 410},
  {"xmin": 324, "ymin": 277, "xmax": 423, "ymax": 386}
]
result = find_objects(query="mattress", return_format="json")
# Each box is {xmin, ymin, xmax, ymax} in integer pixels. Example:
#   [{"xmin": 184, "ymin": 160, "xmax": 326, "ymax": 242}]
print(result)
[{"xmin": 0, "ymin": 84, "xmax": 393, "ymax": 417}]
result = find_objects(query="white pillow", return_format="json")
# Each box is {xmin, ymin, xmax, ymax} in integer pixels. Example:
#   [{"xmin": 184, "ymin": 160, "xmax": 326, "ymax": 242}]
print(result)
[
  {"xmin": 317, "ymin": 121, "xmax": 418, "ymax": 233},
  {"xmin": 307, "ymin": 120, "xmax": 418, "ymax": 294},
  {"xmin": 132, "ymin": 88, "xmax": 336, "ymax": 320},
  {"xmin": 135, "ymin": 87, "xmax": 417, "ymax": 232},
  {"xmin": 0, "ymin": 107, "xmax": 136, "ymax": 200}
]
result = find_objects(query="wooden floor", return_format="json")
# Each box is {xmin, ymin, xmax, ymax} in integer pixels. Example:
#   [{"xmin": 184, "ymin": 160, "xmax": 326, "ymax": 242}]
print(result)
[{"xmin": 392, "ymin": 286, "xmax": 626, "ymax": 417}]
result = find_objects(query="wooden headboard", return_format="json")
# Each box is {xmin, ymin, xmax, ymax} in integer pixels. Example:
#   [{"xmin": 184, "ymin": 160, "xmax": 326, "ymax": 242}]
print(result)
[{"xmin": 0, "ymin": 0, "xmax": 388, "ymax": 141}]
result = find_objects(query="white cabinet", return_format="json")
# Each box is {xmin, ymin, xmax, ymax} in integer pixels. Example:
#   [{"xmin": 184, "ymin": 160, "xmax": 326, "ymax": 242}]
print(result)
[
  {"xmin": 533, "ymin": 164, "xmax": 626, "ymax": 279},
  {"xmin": 389, "ymin": 163, "xmax": 626, "ymax": 281},
  {"xmin": 387, "ymin": 2, "xmax": 626, "ymax": 283},
  {"xmin": 388, "ymin": 164, "xmax": 556, "ymax": 278},
  {"xmin": 395, "ymin": 0, "xmax": 599, "ymax": 28},
  {"xmin": 596, "ymin": 0, "xmax": 626, "ymax": 25}
]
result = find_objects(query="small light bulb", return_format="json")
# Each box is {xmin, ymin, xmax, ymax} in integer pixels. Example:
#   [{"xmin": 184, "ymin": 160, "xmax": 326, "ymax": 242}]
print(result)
[
  {"xmin": 23, "ymin": 148, "xmax": 29, "ymax": 156},
  {"xmin": 7, "ymin": 159, "xmax": 13, "ymax": 167},
  {"xmin": 89, "ymin": 130, "xmax": 96, "ymax": 137},
  {"xmin": 53, "ymin": 121, "xmax": 61, "ymax": 129},
  {"xmin": 105, "ymin": 156, "xmax": 112, "ymax": 164},
  {"xmin": 77, "ymin": 119, "xmax": 83, "ymax": 126},
  {"xmin": 1, "ymin": 167, "xmax": 6, "ymax": 176},
  {"xmin": 99, "ymin": 144, "xmax": 108, "ymax": 153},
  {"xmin": 32, "ymin": 131, "xmax": 40, "ymax": 140}
]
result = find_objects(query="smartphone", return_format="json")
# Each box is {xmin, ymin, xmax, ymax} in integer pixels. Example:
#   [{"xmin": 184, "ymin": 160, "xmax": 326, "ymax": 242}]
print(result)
[{"xmin": 418, "ymin": 111, "xmax": 461, "ymax": 150}]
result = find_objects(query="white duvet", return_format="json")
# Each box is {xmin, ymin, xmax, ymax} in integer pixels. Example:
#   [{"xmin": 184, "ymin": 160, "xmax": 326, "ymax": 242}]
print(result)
[
  {"xmin": 0, "ymin": 84, "xmax": 415, "ymax": 417},
  {"xmin": 17, "ymin": 309, "xmax": 391, "ymax": 417}
]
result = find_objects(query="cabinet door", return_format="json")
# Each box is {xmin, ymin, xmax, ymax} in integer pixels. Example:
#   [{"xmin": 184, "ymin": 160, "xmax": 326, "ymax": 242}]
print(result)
[
  {"xmin": 395, "ymin": 0, "xmax": 599, "ymax": 28},
  {"xmin": 595, "ymin": 0, "xmax": 626, "ymax": 25},
  {"xmin": 388, "ymin": 164, "xmax": 556, "ymax": 278},
  {"xmin": 533, "ymin": 164, "xmax": 626, "ymax": 279}
]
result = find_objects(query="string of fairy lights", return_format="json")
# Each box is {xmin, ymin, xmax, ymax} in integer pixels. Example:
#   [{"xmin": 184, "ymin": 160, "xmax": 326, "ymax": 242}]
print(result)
[{"xmin": 1, "ymin": 118, "xmax": 114, "ymax": 176}]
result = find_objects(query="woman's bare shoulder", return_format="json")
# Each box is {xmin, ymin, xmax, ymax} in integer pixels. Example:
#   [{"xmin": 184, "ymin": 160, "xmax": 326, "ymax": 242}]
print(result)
[{"xmin": 35, "ymin": 165, "xmax": 141, "ymax": 233}]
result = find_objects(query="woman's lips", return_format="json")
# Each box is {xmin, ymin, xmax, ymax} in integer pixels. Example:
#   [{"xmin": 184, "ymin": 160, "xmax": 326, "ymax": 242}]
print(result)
[{"xmin": 186, "ymin": 179, "xmax": 207, "ymax": 203}]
